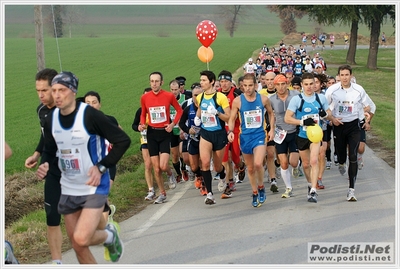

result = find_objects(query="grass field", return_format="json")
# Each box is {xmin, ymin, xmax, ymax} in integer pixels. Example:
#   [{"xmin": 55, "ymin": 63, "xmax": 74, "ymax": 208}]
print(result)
[{"xmin": 3, "ymin": 4, "xmax": 396, "ymax": 264}]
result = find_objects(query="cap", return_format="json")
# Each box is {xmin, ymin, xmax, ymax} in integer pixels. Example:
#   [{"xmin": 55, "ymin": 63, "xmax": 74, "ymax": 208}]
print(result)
[
  {"xmin": 292, "ymin": 76, "xmax": 301, "ymax": 86},
  {"xmin": 315, "ymin": 63, "xmax": 323, "ymax": 68},
  {"xmin": 248, "ymin": 58, "xmax": 253, "ymax": 62},
  {"xmin": 51, "ymin": 71, "xmax": 79, "ymax": 93},
  {"xmin": 273, "ymin": 74, "xmax": 287, "ymax": 84},
  {"xmin": 175, "ymin": 76, "xmax": 186, "ymax": 85}
]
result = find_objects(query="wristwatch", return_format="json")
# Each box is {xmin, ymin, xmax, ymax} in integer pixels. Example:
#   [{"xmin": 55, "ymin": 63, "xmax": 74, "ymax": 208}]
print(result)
[{"xmin": 96, "ymin": 163, "xmax": 107, "ymax": 174}]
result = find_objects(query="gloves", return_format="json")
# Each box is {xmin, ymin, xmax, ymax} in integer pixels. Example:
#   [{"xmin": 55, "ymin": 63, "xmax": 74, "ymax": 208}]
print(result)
[
  {"xmin": 194, "ymin": 116, "xmax": 202, "ymax": 126},
  {"xmin": 360, "ymin": 118, "xmax": 367, "ymax": 130},
  {"xmin": 302, "ymin": 118, "xmax": 315, "ymax": 126},
  {"xmin": 318, "ymin": 109, "xmax": 327, "ymax": 119},
  {"xmin": 207, "ymin": 105, "xmax": 218, "ymax": 115}
]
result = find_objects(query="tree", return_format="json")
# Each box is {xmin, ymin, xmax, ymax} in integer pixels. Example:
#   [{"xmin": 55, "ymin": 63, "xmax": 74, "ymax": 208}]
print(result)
[
  {"xmin": 217, "ymin": 5, "xmax": 249, "ymax": 37},
  {"xmin": 361, "ymin": 5, "xmax": 395, "ymax": 70},
  {"xmin": 267, "ymin": 6, "xmax": 307, "ymax": 34},
  {"xmin": 43, "ymin": 5, "xmax": 64, "ymax": 38},
  {"xmin": 291, "ymin": 5, "xmax": 362, "ymax": 65},
  {"xmin": 62, "ymin": 5, "xmax": 85, "ymax": 38}
]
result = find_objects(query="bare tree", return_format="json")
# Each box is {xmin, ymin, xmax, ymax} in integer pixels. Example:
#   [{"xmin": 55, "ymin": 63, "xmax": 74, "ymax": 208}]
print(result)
[
  {"xmin": 217, "ymin": 5, "xmax": 249, "ymax": 37},
  {"xmin": 42, "ymin": 5, "xmax": 64, "ymax": 37},
  {"xmin": 62, "ymin": 5, "xmax": 85, "ymax": 38},
  {"xmin": 267, "ymin": 6, "xmax": 306, "ymax": 34}
]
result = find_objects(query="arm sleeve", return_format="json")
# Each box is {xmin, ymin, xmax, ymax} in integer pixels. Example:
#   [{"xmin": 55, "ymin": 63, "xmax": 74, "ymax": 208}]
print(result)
[
  {"xmin": 178, "ymin": 106, "xmax": 190, "ymax": 134},
  {"xmin": 85, "ymin": 108, "xmax": 131, "ymax": 168},
  {"xmin": 131, "ymin": 107, "xmax": 142, "ymax": 132},
  {"xmin": 34, "ymin": 133, "xmax": 44, "ymax": 154}
]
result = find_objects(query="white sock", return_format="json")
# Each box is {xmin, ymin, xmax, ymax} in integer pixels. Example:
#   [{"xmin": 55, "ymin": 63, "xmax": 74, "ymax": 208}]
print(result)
[
  {"xmin": 280, "ymin": 168, "xmax": 292, "ymax": 189},
  {"xmin": 52, "ymin": 260, "xmax": 62, "ymax": 264},
  {"xmin": 311, "ymin": 187, "xmax": 317, "ymax": 193},
  {"xmin": 105, "ymin": 229, "xmax": 114, "ymax": 244}
]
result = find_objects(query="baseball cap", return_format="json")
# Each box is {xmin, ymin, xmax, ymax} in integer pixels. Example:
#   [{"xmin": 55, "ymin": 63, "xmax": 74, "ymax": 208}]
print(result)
[
  {"xmin": 315, "ymin": 63, "xmax": 323, "ymax": 68},
  {"xmin": 248, "ymin": 58, "xmax": 253, "ymax": 62},
  {"xmin": 175, "ymin": 76, "xmax": 186, "ymax": 85},
  {"xmin": 273, "ymin": 74, "xmax": 287, "ymax": 84}
]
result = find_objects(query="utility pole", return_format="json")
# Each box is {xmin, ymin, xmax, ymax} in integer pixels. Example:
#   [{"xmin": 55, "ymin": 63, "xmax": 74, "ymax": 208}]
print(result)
[{"xmin": 34, "ymin": 5, "xmax": 45, "ymax": 72}]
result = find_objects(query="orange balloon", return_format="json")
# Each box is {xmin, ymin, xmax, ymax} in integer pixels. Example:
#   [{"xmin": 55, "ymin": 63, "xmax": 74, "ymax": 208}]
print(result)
[{"xmin": 197, "ymin": 46, "xmax": 214, "ymax": 63}]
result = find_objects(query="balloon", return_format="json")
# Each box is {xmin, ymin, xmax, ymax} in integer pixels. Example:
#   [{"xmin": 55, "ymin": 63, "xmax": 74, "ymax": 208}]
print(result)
[
  {"xmin": 306, "ymin": 124, "xmax": 323, "ymax": 143},
  {"xmin": 196, "ymin": 20, "xmax": 218, "ymax": 48},
  {"xmin": 197, "ymin": 46, "xmax": 214, "ymax": 63}
]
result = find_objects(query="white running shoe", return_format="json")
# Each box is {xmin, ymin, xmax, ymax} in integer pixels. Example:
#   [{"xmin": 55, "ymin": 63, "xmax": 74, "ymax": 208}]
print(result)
[
  {"xmin": 144, "ymin": 191, "xmax": 155, "ymax": 201},
  {"xmin": 169, "ymin": 171, "xmax": 177, "ymax": 189},
  {"xmin": 357, "ymin": 157, "xmax": 363, "ymax": 170},
  {"xmin": 347, "ymin": 188, "xmax": 357, "ymax": 201},
  {"xmin": 154, "ymin": 194, "xmax": 166, "ymax": 204},
  {"xmin": 218, "ymin": 178, "xmax": 225, "ymax": 192}
]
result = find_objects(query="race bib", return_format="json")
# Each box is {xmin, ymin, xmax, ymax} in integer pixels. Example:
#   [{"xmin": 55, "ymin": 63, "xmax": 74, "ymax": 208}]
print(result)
[
  {"xmin": 201, "ymin": 110, "xmax": 218, "ymax": 128},
  {"xmin": 274, "ymin": 127, "xmax": 287, "ymax": 144},
  {"xmin": 244, "ymin": 109, "xmax": 262, "ymax": 129},
  {"xmin": 339, "ymin": 101, "xmax": 354, "ymax": 115},
  {"xmin": 59, "ymin": 148, "xmax": 83, "ymax": 176},
  {"xmin": 149, "ymin": 106, "xmax": 167, "ymax": 124}
]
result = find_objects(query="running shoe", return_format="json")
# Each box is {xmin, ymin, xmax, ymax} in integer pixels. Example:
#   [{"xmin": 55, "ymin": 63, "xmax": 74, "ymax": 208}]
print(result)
[
  {"xmin": 317, "ymin": 179, "xmax": 325, "ymax": 189},
  {"xmin": 275, "ymin": 167, "xmax": 281, "ymax": 179},
  {"xmin": 4, "ymin": 240, "xmax": 19, "ymax": 264},
  {"xmin": 200, "ymin": 186, "xmax": 208, "ymax": 196},
  {"xmin": 270, "ymin": 179, "xmax": 279, "ymax": 193},
  {"xmin": 326, "ymin": 161, "xmax": 331, "ymax": 170},
  {"xmin": 347, "ymin": 188, "xmax": 357, "ymax": 201},
  {"xmin": 188, "ymin": 169, "xmax": 195, "ymax": 181},
  {"xmin": 357, "ymin": 157, "xmax": 363, "ymax": 170},
  {"xmin": 108, "ymin": 204, "xmax": 116, "ymax": 222},
  {"xmin": 281, "ymin": 187, "xmax": 293, "ymax": 198},
  {"xmin": 339, "ymin": 164, "xmax": 347, "ymax": 176},
  {"xmin": 221, "ymin": 185, "xmax": 232, "ymax": 199},
  {"xmin": 182, "ymin": 170, "xmax": 189, "ymax": 181},
  {"xmin": 194, "ymin": 177, "xmax": 202, "ymax": 189},
  {"xmin": 104, "ymin": 223, "xmax": 124, "ymax": 262},
  {"xmin": 218, "ymin": 178, "xmax": 225, "ymax": 192},
  {"xmin": 175, "ymin": 174, "xmax": 182, "ymax": 184},
  {"xmin": 205, "ymin": 192, "xmax": 216, "ymax": 205},
  {"xmin": 169, "ymin": 172, "xmax": 177, "ymax": 189},
  {"xmin": 334, "ymin": 154, "xmax": 339, "ymax": 166},
  {"xmin": 228, "ymin": 180, "xmax": 236, "ymax": 191},
  {"xmin": 292, "ymin": 166, "xmax": 300, "ymax": 178},
  {"xmin": 213, "ymin": 172, "xmax": 220, "ymax": 181},
  {"xmin": 298, "ymin": 166, "xmax": 304, "ymax": 177},
  {"xmin": 258, "ymin": 187, "xmax": 266, "ymax": 203},
  {"xmin": 252, "ymin": 193, "xmax": 261, "ymax": 207},
  {"xmin": 308, "ymin": 191, "xmax": 318, "ymax": 203},
  {"xmin": 235, "ymin": 172, "xmax": 242, "ymax": 184},
  {"xmin": 210, "ymin": 159, "xmax": 214, "ymax": 172},
  {"xmin": 238, "ymin": 163, "xmax": 246, "ymax": 181},
  {"xmin": 154, "ymin": 194, "xmax": 166, "ymax": 204},
  {"xmin": 144, "ymin": 191, "xmax": 155, "ymax": 201}
]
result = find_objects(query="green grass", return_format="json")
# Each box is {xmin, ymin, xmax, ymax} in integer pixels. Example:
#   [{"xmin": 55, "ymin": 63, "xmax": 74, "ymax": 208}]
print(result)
[{"xmin": 317, "ymin": 49, "xmax": 395, "ymax": 150}]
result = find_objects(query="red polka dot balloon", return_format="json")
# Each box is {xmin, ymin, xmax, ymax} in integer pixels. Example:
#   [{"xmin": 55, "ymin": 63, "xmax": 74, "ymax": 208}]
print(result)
[{"xmin": 196, "ymin": 20, "xmax": 218, "ymax": 48}]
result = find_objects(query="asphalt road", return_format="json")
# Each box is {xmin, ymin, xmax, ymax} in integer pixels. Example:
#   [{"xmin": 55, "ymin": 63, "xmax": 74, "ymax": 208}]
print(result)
[
  {"xmin": 59, "ymin": 142, "xmax": 396, "ymax": 268},
  {"xmin": 57, "ymin": 43, "xmax": 397, "ymax": 268}
]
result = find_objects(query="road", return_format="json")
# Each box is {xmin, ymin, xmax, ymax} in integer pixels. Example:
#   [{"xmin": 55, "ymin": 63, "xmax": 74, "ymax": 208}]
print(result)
[{"xmin": 60, "ymin": 142, "xmax": 396, "ymax": 267}]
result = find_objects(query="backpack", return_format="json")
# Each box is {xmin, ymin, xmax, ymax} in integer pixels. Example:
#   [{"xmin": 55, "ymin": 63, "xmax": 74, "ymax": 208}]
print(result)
[
  {"xmin": 199, "ymin": 92, "xmax": 225, "ymax": 129},
  {"xmin": 297, "ymin": 93, "xmax": 323, "ymax": 112}
]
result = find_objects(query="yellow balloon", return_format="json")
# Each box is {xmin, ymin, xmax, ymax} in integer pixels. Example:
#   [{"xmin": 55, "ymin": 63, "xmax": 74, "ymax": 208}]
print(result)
[
  {"xmin": 197, "ymin": 46, "xmax": 214, "ymax": 63},
  {"xmin": 306, "ymin": 125, "xmax": 323, "ymax": 143}
]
